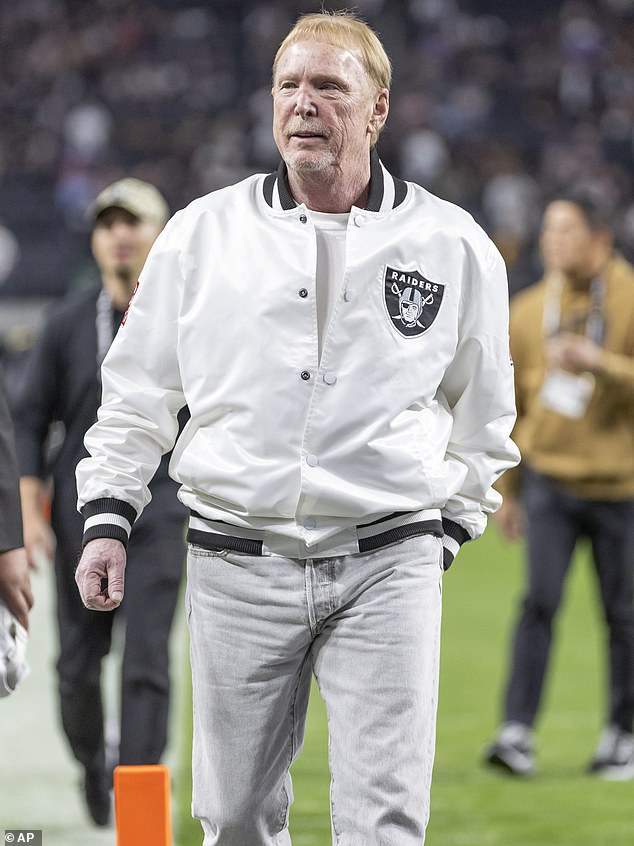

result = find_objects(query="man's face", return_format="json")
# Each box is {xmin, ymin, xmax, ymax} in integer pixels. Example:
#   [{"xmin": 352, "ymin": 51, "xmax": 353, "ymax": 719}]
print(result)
[
  {"xmin": 272, "ymin": 39, "xmax": 387, "ymax": 176},
  {"xmin": 91, "ymin": 207, "xmax": 161, "ymax": 288},
  {"xmin": 401, "ymin": 301, "xmax": 419, "ymax": 324},
  {"xmin": 539, "ymin": 201, "xmax": 606, "ymax": 279}
]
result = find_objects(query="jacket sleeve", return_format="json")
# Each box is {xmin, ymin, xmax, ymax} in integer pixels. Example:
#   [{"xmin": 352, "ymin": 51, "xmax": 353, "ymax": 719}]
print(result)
[
  {"xmin": 492, "ymin": 292, "xmax": 527, "ymax": 502},
  {"xmin": 0, "ymin": 371, "xmax": 23, "ymax": 553},
  {"xmin": 599, "ymin": 350, "xmax": 634, "ymax": 397},
  {"xmin": 438, "ymin": 236, "xmax": 520, "ymax": 568},
  {"xmin": 13, "ymin": 309, "xmax": 63, "ymax": 481},
  {"xmin": 76, "ymin": 214, "xmax": 187, "ymax": 548}
]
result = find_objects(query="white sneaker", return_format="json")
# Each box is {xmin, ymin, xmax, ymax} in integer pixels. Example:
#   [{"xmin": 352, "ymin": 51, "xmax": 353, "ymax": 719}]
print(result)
[
  {"xmin": 484, "ymin": 722, "xmax": 535, "ymax": 777},
  {"xmin": 588, "ymin": 725, "xmax": 634, "ymax": 781}
]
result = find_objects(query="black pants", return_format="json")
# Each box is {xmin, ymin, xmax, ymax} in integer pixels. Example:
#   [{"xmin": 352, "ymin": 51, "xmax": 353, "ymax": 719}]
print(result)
[
  {"xmin": 503, "ymin": 471, "xmax": 634, "ymax": 733},
  {"xmin": 53, "ymin": 499, "xmax": 185, "ymax": 774}
]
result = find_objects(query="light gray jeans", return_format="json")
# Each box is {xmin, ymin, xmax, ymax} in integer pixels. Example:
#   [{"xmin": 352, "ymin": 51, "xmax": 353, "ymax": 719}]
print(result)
[{"xmin": 185, "ymin": 534, "xmax": 443, "ymax": 845}]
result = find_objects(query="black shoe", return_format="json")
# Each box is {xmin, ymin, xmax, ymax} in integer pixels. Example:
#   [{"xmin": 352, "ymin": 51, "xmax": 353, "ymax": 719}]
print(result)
[
  {"xmin": 483, "ymin": 722, "xmax": 535, "ymax": 777},
  {"xmin": 83, "ymin": 767, "xmax": 111, "ymax": 827}
]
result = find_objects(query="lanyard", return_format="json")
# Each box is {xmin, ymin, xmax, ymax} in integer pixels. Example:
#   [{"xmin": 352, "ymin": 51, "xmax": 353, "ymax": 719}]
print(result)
[
  {"xmin": 542, "ymin": 273, "xmax": 605, "ymax": 345},
  {"xmin": 96, "ymin": 287, "xmax": 115, "ymax": 381}
]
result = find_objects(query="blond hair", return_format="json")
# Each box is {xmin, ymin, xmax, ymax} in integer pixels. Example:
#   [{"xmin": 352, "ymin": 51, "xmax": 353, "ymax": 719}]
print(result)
[{"xmin": 272, "ymin": 10, "xmax": 392, "ymax": 147}]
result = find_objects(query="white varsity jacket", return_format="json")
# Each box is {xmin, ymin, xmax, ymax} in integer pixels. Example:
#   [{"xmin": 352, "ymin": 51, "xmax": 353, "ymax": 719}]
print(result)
[{"xmin": 77, "ymin": 153, "xmax": 519, "ymax": 566}]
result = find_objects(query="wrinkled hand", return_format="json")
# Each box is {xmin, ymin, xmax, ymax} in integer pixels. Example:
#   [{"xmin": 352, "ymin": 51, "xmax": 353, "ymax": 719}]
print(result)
[
  {"xmin": 493, "ymin": 499, "xmax": 525, "ymax": 542},
  {"xmin": 75, "ymin": 538, "xmax": 127, "ymax": 611},
  {"xmin": 0, "ymin": 548, "xmax": 34, "ymax": 630},
  {"xmin": 546, "ymin": 333, "xmax": 604, "ymax": 375}
]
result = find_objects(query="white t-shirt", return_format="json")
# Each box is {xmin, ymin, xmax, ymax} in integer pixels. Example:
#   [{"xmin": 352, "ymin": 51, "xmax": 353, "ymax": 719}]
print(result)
[{"xmin": 311, "ymin": 210, "xmax": 349, "ymax": 361}]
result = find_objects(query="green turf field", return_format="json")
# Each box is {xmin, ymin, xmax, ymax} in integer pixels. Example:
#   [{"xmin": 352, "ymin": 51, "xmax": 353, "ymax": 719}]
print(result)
[{"xmin": 174, "ymin": 527, "xmax": 634, "ymax": 845}]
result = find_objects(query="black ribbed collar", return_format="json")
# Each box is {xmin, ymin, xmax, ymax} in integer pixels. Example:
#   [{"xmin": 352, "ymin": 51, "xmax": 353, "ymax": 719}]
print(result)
[{"xmin": 263, "ymin": 148, "xmax": 407, "ymax": 212}]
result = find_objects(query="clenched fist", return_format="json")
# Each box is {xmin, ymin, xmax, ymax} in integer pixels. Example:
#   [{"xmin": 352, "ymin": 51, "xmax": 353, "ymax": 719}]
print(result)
[{"xmin": 75, "ymin": 538, "xmax": 127, "ymax": 611}]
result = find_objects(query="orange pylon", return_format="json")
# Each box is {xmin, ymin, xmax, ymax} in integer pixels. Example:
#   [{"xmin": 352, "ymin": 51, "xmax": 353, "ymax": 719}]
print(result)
[{"xmin": 114, "ymin": 764, "xmax": 172, "ymax": 846}]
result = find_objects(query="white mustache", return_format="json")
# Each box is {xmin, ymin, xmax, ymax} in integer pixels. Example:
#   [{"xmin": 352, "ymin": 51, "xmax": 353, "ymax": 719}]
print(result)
[{"xmin": 286, "ymin": 121, "xmax": 329, "ymax": 138}]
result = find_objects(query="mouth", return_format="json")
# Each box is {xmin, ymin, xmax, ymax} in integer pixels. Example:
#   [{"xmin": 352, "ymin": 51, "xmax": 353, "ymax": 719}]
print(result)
[
  {"xmin": 288, "ymin": 125, "xmax": 328, "ymax": 141},
  {"xmin": 290, "ymin": 134, "xmax": 325, "ymax": 143}
]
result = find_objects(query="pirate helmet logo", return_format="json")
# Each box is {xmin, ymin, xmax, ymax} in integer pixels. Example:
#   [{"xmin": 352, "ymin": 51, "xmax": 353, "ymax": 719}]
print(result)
[
  {"xmin": 384, "ymin": 266, "xmax": 445, "ymax": 338},
  {"xmin": 399, "ymin": 287, "xmax": 425, "ymax": 327}
]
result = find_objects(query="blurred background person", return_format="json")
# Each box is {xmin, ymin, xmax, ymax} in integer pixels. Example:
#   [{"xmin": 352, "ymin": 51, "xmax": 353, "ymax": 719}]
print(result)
[
  {"xmin": 0, "ymin": 368, "xmax": 33, "ymax": 697},
  {"xmin": 484, "ymin": 193, "xmax": 634, "ymax": 780},
  {"xmin": 12, "ymin": 178, "xmax": 187, "ymax": 826}
]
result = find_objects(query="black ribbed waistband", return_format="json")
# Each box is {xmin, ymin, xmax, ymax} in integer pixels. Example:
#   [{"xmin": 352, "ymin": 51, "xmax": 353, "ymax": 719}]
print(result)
[
  {"xmin": 187, "ymin": 510, "xmax": 443, "ymax": 556},
  {"xmin": 357, "ymin": 518, "xmax": 442, "ymax": 552},
  {"xmin": 187, "ymin": 528, "xmax": 264, "ymax": 555}
]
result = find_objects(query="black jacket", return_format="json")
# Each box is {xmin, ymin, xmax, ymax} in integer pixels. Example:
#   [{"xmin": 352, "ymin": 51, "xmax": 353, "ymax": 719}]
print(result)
[
  {"xmin": 0, "ymin": 369, "xmax": 23, "ymax": 552},
  {"xmin": 13, "ymin": 285, "xmax": 186, "ymax": 550}
]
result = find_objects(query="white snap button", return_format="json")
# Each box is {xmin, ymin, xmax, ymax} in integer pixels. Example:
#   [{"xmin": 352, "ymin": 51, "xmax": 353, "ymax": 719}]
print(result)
[
  {"xmin": 323, "ymin": 372, "xmax": 337, "ymax": 385},
  {"xmin": 306, "ymin": 454, "xmax": 319, "ymax": 467},
  {"xmin": 304, "ymin": 518, "xmax": 316, "ymax": 530}
]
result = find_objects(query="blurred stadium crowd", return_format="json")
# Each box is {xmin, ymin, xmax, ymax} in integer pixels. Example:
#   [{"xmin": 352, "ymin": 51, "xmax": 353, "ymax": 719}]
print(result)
[{"xmin": 0, "ymin": 0, "xmax": 633, "ymax": 306}]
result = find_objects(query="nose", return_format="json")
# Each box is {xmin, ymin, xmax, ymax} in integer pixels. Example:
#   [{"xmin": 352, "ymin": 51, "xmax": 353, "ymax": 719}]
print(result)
[
  {"xmin": 110, "ymin": 220, "xmax": 135, "ymax": 238},
  {"xmin": 293, "ymin": 84, "xmax": 317, "ymax": 118}
]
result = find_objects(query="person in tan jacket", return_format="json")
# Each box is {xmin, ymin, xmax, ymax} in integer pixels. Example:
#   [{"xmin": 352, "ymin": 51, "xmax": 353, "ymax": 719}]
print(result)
[{"xmin": 484, "ymin": 194, "xmax": 634, "ymax": 779}]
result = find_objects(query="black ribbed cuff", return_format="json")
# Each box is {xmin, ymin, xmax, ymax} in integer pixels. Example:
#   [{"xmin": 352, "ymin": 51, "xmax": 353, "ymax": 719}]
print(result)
[{"xmin": 80, "ymin": 498, "xmax": 137, "ymax": 549}]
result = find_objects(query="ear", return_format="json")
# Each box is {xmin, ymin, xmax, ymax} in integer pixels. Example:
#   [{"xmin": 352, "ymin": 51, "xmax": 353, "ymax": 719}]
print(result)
[{"xmin": 368, "ymin": 89, "xmax": 389, "ymax": 135}]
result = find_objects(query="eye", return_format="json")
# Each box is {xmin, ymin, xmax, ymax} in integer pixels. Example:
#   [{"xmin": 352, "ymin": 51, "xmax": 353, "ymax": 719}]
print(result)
[{"xmin": 278, "ymin": 81, "xmax": 297, "ymax": 90}]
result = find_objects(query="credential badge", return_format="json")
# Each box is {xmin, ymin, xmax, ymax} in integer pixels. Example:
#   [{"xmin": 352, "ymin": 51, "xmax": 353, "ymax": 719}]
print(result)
[{"xmin": 384, "ymin": 266, "xmax": 445, "ymax": 338}]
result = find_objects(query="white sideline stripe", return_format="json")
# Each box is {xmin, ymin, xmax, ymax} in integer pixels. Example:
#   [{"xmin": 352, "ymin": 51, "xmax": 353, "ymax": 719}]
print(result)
[
  {"xmin": 442, "ymin": 535, "xmax": 461, "ymax": 557},
  {"xmin": 84, "ymin": 513, "xmax": 132, "ymax": 535}
]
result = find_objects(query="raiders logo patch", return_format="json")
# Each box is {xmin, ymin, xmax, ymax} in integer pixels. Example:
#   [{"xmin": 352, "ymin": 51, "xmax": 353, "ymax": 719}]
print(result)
[{"xmin": 384, "ymin": 266, "xmax": 445, "ymax": 338}]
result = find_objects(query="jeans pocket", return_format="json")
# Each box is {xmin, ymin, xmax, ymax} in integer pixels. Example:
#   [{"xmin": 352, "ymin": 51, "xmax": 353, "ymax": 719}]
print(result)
[{"xmin": 188, "ymin": 543, "xmax": 229, "ymax": 558}]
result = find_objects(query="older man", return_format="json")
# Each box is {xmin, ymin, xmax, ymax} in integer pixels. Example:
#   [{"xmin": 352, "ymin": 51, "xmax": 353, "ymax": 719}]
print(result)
[
  {"xmin": 75, "ymin": 12, "xmax": 518, "ymax": 844},
  {"xmin": 14, "ymin": 178, "xmax": 186, "ymax": 826}
]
